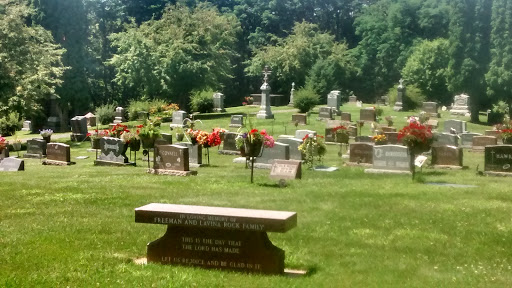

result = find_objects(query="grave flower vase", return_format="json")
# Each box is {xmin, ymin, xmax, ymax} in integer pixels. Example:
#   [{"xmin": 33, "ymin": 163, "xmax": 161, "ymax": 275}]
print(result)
[
  {"xmin": 42, "ymin": 136, "xmax": 51, "ymax": 143},
  {"xmin": 141, "ymin": 137, "xmax": 156, "ymax": 149},
  {"xmin": 129, "ymin": 139, "xmax": 141, "ymax": 152},
  {"xmin": 176, "ymin": 133, "xmax": 184, "ymax": 142},
  {"xmin": 245, "ymin": 140, "xmax": 263, "ymax": 183},
  {"xmin": 91, "ymin": 138, "xmax": 101, "ymax": 149}
]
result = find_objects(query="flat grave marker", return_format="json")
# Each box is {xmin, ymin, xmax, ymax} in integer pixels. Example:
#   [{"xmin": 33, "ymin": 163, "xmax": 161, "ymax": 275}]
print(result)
[{"xmin": 270, "ymin": 160, "xmax": 301, "ymax": 180}]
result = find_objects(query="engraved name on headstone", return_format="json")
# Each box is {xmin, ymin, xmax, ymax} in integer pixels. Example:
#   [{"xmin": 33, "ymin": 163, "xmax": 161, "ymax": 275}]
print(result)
[
  {"xmin": 372, "ymin": 145, "xmax": 410, "ymax": 172},
  {"xmin": 154, "ymin": 144, "xmax": 189, "ymax": 171},
  {"xmin": 484, "ymin": 145, "xmax": 512, "ymax": 173},
  {"xmin": 270, "ymin": 160, "xmax": 301, "ymax": 180}
]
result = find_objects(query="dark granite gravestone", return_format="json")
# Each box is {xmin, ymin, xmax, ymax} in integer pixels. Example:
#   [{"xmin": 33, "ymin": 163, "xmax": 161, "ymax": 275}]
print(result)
[
  {"xmin": 213, "ymin": 93, "xmax": 226, "ymax": 113},
  {"xmin": 422, "ymin": 102, "xmax": 439, "ymax": 117},
  {"xmin": 444, "ymin": 119, "xmax": 467, "ymax": 134},
  {"xmin": 460, "ymin": 132, "xmax": 482, "ymax": 148},
  {"xmin": 276, "ymin": 137, "xmax": 303, "ymax": 161},
  {"xmin": 70, "ymin": 116, "xmax": 88, "ymax": 141},
  {"xmin": 348, "ymin": 126, "xmax": 357, "ymax": 137},
  {"xmin": 484, "ymin": 145, "xmax": 512, "ymax": 174},
  {"xmin": 229, "ymin": 115, "xmax": 244, "ymax": 128},
  {"xmin": 255, "ymin": 142, "xmax": 290, "ymax": 167},
  {"xmin": 219, "ymin": 132, "xmax": 240, "ymax": 155},
  {"xmin": 95, "ymin": 137, "xmax": 134, "ymax": 166},
  {"xmin": 150, "ymin": 145, "xmax": 196, "ymax": 176},
  {"xmin": 355, "ymin": 136, "xmax": 373, "ymax": 143},
  {"xmin": 349, "ymin": 143, "xmax": 373, "ymax": 165},
  {"xmin": 360, "ymin": 109, "xmax": 376, "ymax": 122},
  {"xmin": 325, "ymin": 128, "xmax": 349, "ymax": 143},
  {"xmin": 431, "ymin": 146, "xmax": 463, "ymax": 167},
  {"xmin": 0, "ymin": 147, "xmax": 9, "ymax": 161},
  {"xmin": 176, "ymin": 143, "xmax": 202, "ymax": 165},
  {"xmin": 295, "ymin": 130, "xmax": 316, "ymax": 140},
  {"xmin": 327, "ymin": 90, "xmax": 341, "ymax": 115},
  {"xmin": 340, "ymin": 112, "xmax": 351, "ymax": 122},
  {"xmin": 24, "ymin": 138, "xmax": 47, "ymax": 158},
  {"xmin": 171, "ymin": 111, "xmax": 188, "ymax": 128},
  {"xmin": 0, "ymin": 157, "xmax": 24, "ymax": 171},
  {"xmin": 270, "ymin": 160, "xmax": 301, "ymax": 180},
  {"xmin": 472, "ymin": 136, "xmax": 498, "ymax": 152},
  {"xmin": 155, "ymin": 133, "xmax": 173, "ymax": 146},
  {"xmin": 291, "ymin": 114, "xmax": 307, "ymax": 125},
  {"xmin": 384, "ymin": 132, "xmax": 399, "ymax": 145},
  {"xmin": 381, "ymin": 127, "xmax": 396, "ymax": 133},
  {"xmin": 369, "ymin": 145, "xmax": 411, "ymax": 173},
  {"xmin": 318, "ymin": 107, "xmax": 333, "ymax": 120},
  {"xmin": 434, "ymin": 133, "xmax": 459, "ymax": 147},
  {"xmin": 44, "ymin": 143, "xmax": 72, "ymax": 165},
  {"xmin": 134, "ymin": 203, "xmax": 297, "ymax": 274}
]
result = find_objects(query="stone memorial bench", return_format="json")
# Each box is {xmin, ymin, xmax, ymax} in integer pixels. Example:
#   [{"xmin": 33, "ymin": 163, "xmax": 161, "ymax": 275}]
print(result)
[{"xmin": 135, "ymin": 203, "xmax": 297, "ymax": 274}]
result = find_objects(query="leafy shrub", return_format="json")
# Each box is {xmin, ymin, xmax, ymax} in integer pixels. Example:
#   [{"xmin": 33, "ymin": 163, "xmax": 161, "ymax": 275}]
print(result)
[
  {"xmin": 0, "ymin": 112, "xmax": 21, "ymax": 136},
  {"xmin": 95, "ymin": 103, "xmax": 116, "ymax": 125},
  {"xmin": 127, "ymin": 99, "xmax": 171, "ymax": 120},
  {"xmin": 293, "ymin": 87, "xmax": 320, "ymax": 113},
  {"xmin": 387, "ymin": 84, "xmax": 425, "ymax": 111},
  {"xmin": 306, "ymin": 58, "xmax": 337, "ymax": 99},
  {"xmin": 190, "ymin": 89, "xmax": 214, "ymax": 113}
]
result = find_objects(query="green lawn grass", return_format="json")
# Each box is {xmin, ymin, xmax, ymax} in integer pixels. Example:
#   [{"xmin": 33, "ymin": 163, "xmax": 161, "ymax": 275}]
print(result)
[{"xmin": 1, "ymin": 105, "xmax": 511, "ymax": 287}]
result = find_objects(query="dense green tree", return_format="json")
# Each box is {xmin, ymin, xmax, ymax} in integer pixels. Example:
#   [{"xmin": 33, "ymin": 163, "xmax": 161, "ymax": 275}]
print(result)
[
  {"xmin": 0, "ymin": 1, "xmax": 66, "ymax": 129},
  {"xmin": 402, "ymin": 38, "xmax": 450, "ymax": 104},
  {"xmin": 486, "ymin": 0, "xmax": 512, "ymax": 109},
  {"xmin": 31, "ymin": 0, "xmax": 90, "ymax": 119},
  {"xmin": 446, "ymin": 0, "xmax": 492, "ymax": 122},
  {"xmin": 108, "ymin": 3, "xmax": 241, "ymax": 107}
]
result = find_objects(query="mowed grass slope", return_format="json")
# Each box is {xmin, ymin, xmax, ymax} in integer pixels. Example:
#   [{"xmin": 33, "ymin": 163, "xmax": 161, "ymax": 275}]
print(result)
[{"xmin": 1, "ymin": 105, "xmax": 511, "ymax": 287}]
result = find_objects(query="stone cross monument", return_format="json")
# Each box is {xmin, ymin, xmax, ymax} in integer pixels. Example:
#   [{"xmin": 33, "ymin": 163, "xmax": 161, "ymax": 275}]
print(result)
[{"xmin": 256, "ymin": 66, "xmax": 275, "ymax": 119}]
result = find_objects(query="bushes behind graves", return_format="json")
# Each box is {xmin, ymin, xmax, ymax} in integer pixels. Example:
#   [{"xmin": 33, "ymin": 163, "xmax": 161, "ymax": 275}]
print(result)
[
  {"xmin": 0, "ymin": 112, "xmax": 21, "ymax": 136},
  {"xmin": 387, "ymin": 84, "xmax": 425, "ymax": 111},
  {"xmin": 190, "ymin": 89, "xmax": 214, "ymax": 113},
  {"xmin": 127, "ymin": 99, "xmax": 169, "ymax": 120},
  {"xmin": 293, "ymin": 87, "xmax": 320, "ymax": 113},
  {"xmin": 95, "ymin": 103, "xmax": 116, "ymax": 125}
]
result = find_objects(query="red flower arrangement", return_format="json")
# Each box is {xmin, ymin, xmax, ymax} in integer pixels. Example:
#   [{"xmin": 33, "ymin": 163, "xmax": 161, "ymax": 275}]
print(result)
[{"xmin": 397, "ymin": 120, "xmax": 434, "ymax": 153}]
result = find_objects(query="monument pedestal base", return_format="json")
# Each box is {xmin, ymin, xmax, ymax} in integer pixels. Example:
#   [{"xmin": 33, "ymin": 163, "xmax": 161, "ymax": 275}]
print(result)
[
  {"xmin": 484, "ymin": 171, "xmax": 512, "ymax": 177},
  {"xmin": 94, "ymin": 160, "xmax": 136, "ymax": 167},
  {"xmin": 23, "ymin": 153, "xmax": 45, "ymax": 159},
  {"xmin": 43, "ymin": 160, "xmax": 75, "ymax": 166},
  {"xmin": 146, "ymin": 226, "xmax": 285, "ymax": 275},
  {"xmin": 364, "ymin": 168, "xmax": 411, "ymax": 175},
  {"xmin": 147, "ymin": 168, "xmax": 197, "ymax": 176},
  {"xmin": 432, "ymin": 165, "xmax": 463, "ymax": 170},
  {"xmin": 256, "ymin": 112, "xmax": 274, "ymax": 119},
  {"xmin": 393, "ymin": 102, "xmax": 403, "ymax": 112}
]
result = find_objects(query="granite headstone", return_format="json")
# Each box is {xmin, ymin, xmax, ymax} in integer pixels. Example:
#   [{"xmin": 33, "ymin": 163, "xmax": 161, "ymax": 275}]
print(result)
[{"xmin": 431, "ymin": 146, "xmax": 463, "ymax": 167}]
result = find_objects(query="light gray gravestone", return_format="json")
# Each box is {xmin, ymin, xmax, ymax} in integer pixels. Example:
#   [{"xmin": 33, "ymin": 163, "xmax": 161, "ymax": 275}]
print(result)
[
  {"xmin": 349, "ymin": 95, "xmax": 357, "ymax": 104},
  {"xmin": 22, "ymin": 120, "xmax": 32, "ymax": 131},
  {"xmin": 460, "ymin": 132, "xmax": 483, "ymax": 148},
  {"xmin": 171, "ymin": 111, "xmax": 188, "ymax": 128},
  {"xmin": 450, "ymin": 94, "xmax": 470, "ymax": 115},
  {"xmin": 422, "ymin": 102, "xmax": 439, "ymax": 117},
  {"xmin": 255, "ymin": 142, "xmax": 290, "ymax": 168},
  {"xmin": 0, "ymin": 157, "xmax": 24, "ymax": 171},
  {"xmin": 176, "ymin": 142, "xmax": 202, "ymax": 166},
  {"xmin": 295, "ymin": 130, "xmax": 316, "ymax": 140},
  {"xmin": 270, "ymin": 159, "xmax": 301, "ymax": 180},
  {"xmin": 229, "ymin": 114, "xmax": 244, "ymax": 128},
  {"xmin": 256, "ymin": 66, "xmax": 274, "ymax": 119},
  {"xmin": 114, "ymin": 107, "xmax": 125, "ymax": 124},
  {"xmin": 288, "ymin": 82, "xmax": 295, "ymax": 106},
  {"xmin": 434, "ymin": 133, "xmax": 459, "ymax": 147},
  {"xmin": 443, "ymin": 119, "xmax": 467, "ymax": 134},
  {"xmin": 84, "ymin": 112, "xmax": 96, "ymax": 127},
  {"xmin": 367, "ymin": 145, "xmax": 411, "ymax": 173},
  {"xmin": 213, "ymin": 92, "xmax": 226, "ymax": 113},
  {"xmin": 431, "ymin": 146, "xmax": 463, "ymax": 168},
  {"xmin": 277, "ymin": 137, "xmax": 303, "ymax": 161},
  {"xmin": 318, "ymin": 107, "xmax": 334, "ymax": 120},
  {"xmin": 327, "ymin": 90, "xmax": 341, "ymax": 115}
]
